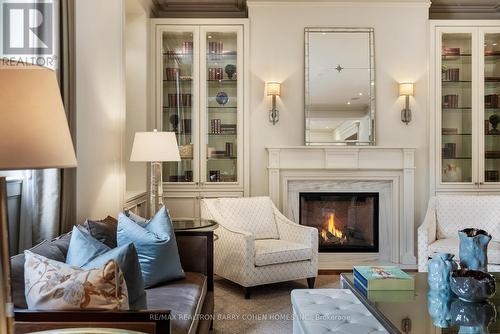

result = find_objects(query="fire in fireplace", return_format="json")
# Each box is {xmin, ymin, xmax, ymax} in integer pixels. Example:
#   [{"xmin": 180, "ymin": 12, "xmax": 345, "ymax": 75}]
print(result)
[{"xmin": 299, "ymin": 192, "xmax": 379, "ymax": 252}]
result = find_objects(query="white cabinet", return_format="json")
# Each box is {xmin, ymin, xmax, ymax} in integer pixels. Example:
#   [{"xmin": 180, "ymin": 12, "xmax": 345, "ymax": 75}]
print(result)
[
  {"xmin": 151, "ymin": 19, "xmax": 249, "ymax": 217},
  {"xmin": 430, "ymin": 21, "xmax": 500, "ymax": 195}
]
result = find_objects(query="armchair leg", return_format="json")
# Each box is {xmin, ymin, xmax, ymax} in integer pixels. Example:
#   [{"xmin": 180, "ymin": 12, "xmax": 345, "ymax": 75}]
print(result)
[
  {"xmin": 244, "ymin": 286, "xmax": 251, "ymax": 299},
  {"xmin": 307, "ymin": 277, "xmax": 316, "ymax": 289}
]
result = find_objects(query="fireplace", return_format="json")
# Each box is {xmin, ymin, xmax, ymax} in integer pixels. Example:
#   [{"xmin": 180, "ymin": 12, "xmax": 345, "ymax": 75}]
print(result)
[{"xmin": 299, "ymin": 192, "xmax": 379, "ymax": 252}]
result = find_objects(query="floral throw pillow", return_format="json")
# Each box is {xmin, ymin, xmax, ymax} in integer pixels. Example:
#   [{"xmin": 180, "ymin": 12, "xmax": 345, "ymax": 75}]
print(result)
[{"xmin": 24, "ymin": 250, "xmax": 129, "ymax": 310}]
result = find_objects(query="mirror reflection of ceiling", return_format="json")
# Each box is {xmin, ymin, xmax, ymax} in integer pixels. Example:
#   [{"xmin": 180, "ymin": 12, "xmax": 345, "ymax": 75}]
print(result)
[{"xmin": 308, "ymin": 32, "xmax": 370, "ymax": 113}]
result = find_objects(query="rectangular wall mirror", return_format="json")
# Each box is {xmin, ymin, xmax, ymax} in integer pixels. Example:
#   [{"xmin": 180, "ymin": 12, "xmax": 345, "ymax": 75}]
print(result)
[{"xmin": 305, "ymin": 28, "xmax": 375, "ymax": 145}]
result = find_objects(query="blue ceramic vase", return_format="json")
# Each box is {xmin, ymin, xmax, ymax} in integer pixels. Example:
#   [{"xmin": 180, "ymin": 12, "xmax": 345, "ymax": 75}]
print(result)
[
  {"xmin": 458, "ymin": 229, "xmax": 491, "ymax": 272},
  {"xmin": 428, "ymin": 253, "xmax": 458, "ymax": 291}
]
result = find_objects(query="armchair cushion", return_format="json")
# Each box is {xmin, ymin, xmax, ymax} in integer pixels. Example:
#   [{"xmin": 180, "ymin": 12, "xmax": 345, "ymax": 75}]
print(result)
[
  {"xmin": 436, "ymin": 196, "xmax": 500, "ymax": 242},
  {"xmin": 215, "ymin": 197, "xmax": 279, "ymax": 240},
  {"xmin": 254, "ymin": 239, "xmax": 312, "ymax": 267},
  {"xmin": 428, "ymin": 238, "xmax": 500, "ymax": 265}
]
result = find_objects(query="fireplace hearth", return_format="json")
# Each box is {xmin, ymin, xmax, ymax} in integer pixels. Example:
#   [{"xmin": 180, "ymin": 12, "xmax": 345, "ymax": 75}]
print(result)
[{"xmin": 299, "ymin": 192, "xmax": 379, "ymax": 252}]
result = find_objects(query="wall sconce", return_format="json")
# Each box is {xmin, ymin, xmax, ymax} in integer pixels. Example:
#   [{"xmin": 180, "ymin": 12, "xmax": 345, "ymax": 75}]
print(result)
[
  {"xmin": 267, "ymin": 82, "xmax": 281, "ymax": 125},
  {"xmin": 399, "ymin": 83, "xmax": 414, "ymax": 125}
]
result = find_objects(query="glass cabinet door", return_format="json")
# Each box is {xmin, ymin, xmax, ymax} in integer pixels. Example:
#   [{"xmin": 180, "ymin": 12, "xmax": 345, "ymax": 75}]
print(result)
[
  {"xmin": 201, "ymin": 28, "xmax": 242, "ymax": 184},
  {"xmin": 161, "ymin": 29, "xmax": 198, "ymax": 184},
  {"xmin": 441, "ymin": 32, "xmax": 474, "ymax": 183},
  {"xmin": 483, "ymin": 32, "xmax": 500, "ymax": 184}
]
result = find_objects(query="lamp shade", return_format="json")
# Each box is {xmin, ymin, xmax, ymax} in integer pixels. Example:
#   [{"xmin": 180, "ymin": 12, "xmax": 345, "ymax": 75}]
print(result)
[
  {"xmin": 399, "ymin": 83, "xmax": 414, "ymax": 96},
  {"xmin": 266, "ymin": 82, "xmax": 281, "ymax": 96},
  {"xmin": 0, "ymin": 62, "xmax": 77, "ymax": 170},
  {"xmin": 130, "ymin": 131, "xmax": 181, "ymax": 162}
]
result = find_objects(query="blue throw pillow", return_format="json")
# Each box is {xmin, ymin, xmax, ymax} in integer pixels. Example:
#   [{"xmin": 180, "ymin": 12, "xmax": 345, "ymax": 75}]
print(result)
[
  {"xmin": 66, "ymin": 225, "xmax": 110, "ymax": 267},
  {"xmin": 117, "ymin": 206, "xmax": 185, "ymax": 288},
  {"xmin": 66, "ymin": 225, "xmax": 147, "ymax": 310}
]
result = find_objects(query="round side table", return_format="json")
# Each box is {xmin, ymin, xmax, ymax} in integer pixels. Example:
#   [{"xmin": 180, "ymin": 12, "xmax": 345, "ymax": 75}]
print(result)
[{"xmin": 171, "ymin": 218, "xmax": 217, "ymax": 231}]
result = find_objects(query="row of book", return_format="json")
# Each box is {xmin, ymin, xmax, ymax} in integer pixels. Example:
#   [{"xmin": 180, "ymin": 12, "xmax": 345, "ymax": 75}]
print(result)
[
  {"xmin": 208, "ymin": 68, "xmax": 224, "ymax": 80},
  {"xmin": 442, "ymin": 142, "xmax": 457, "ymax": 159},
  {"xmin": 167, "ymin": 94, "xmax": 192, "ymax": 107},
  {"xmin": 485, "ymin": 94, "xmax": 499, "ymax": 108},
  {"xmin": 210, "ymin": 120, "xmax": 237, "ymax": 134},
  {"xmin": 208, "ymin": 41, "xmax": 224, "ymax": 54},
  {"xmin": 442, "ymin": 68, "xmax": 460, "ymax": 81},
  {"xmin": 443, "ymin": 94, "xmax": 459, "ymax": 108},
  {"xmin": 442, "ymin": 47, "xmax": 461, "ymax": 56}
]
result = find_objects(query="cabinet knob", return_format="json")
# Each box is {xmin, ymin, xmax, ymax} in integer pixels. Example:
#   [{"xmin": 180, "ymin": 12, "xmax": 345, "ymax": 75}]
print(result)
[
  {"xmin": 480, "ymin": 182, "xmax": 484, "ymax": 185},
  {"xmin": 474, "ymin": 182, "xmax": 479, "ymax": 186}
]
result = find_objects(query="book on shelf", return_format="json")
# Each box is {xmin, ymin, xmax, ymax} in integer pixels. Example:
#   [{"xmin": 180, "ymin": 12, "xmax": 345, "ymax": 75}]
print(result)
[
  {"xmin": 442, "ymin": 47, "xmax": 460, "ymax": 56},
  {"xmin": 485, "ymin": 151, "xmax": 500, "ymax": 159},
  {"xmin": 208, "ymin": 41, "xmax": 224, "ymax": 54},
  {"xmin": 220, "ymin": 124, "xmax": 237, "ymax": 134},
  {"xmin": 442, "ymin": 95, "xmax": 459, "ymax": 108},
  {"xmin": 353, "ymin": 266, "xmax": 414, "ymax": 291},
  {"xmin": 210, "ymin": 119, "xmax": 222, "ymax": 134},
  {"xmin": 182, "ymin": 41, "xmax": 193, "ymax": 54},
  {"xmin": 354, "ymin": 278, "xmax": 415, "ymax": 302},
  {"xmin": 443, "ymin": 68, "xmax": 460, "ymax": 81},
  {"xmin": 485, "ymin": 94, "xmax": 499, "ymax": 108},
  {"xmin": 442, "ymin": 128, "xmax": 458, "ymax": 135},
  {"xmin": 442, "ymin": 143, "xmax": 457, "ymax": 159}
]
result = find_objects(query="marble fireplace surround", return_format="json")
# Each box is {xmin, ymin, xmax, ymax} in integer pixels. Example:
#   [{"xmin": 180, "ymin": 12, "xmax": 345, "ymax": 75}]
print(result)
[{"xmin": 266, "ymin": 146, "xmax": 417, "ymax": 269}]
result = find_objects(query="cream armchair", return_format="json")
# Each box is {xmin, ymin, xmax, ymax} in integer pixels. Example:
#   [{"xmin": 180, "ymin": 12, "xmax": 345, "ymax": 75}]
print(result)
[
  {"xmin": 418, "ymin": 196, "xmax": 500, "ymax": 272},
  {"xmin": 201, "ymin": 197, "xmax": 318, "ymax": 298}
]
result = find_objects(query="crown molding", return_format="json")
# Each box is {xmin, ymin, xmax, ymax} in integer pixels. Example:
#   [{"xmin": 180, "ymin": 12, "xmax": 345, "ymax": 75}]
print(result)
[
  {"xmin": 430, "ymin": 1, "xmax": 500, "ymax": 19},
  {"xmin": 152, "ymin": 0, "xmax": 248, "ymax": 18},
  {"xmin": 247, "ymin": 0, "xmax": 430, "ymax": 8}
]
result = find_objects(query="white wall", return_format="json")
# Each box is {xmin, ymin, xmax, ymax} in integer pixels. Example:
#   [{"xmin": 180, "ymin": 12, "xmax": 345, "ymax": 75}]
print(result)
[
  {"xmin": 248, "ymin": 2, "xmax": 430, "ymax": 226},
  {"xmin": 125, "ymin": 1, "xmax": 150, "ymax": 196},
  {"xmin": 75, "ymin": 0, "xmax": 126, "ymax": 222}
]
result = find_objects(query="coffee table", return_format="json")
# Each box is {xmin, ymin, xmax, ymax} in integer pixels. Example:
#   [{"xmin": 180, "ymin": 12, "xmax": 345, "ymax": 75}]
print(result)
[{"xmin": 340, "ymin": 272, "xmax": 500, "ymax": 334}]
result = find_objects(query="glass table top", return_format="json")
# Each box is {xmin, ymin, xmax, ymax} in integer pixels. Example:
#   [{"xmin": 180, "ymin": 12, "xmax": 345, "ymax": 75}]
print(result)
[{"xmin": 340, "ymin": 272, "xmax": 499, "ymax": 334}]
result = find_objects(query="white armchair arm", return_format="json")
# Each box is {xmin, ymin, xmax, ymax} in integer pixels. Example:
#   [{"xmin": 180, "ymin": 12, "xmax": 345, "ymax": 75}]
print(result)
[
  {"xmin": 273, "ymin": 207, "xmax": 317, "ymax": 248},
  {"xmin": 201, "ymin": 199, "xmax": 256, "ymax": 284},
  {"xmin": 417, "ymin": 197, "xmax": 438, "ymax": 272},
  {"xmin": 273, "ymin": 206, "xmax": 318, "ymax": 278}
]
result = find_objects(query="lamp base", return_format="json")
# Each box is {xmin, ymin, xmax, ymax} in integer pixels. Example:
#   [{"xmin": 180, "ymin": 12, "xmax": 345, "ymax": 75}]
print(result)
[
  {"xmin": 0, "ymin": 177, "xmax": 13, "ymax": 334},
  {"xmin": 149, "ymin": 161, "xmax": 164, "ymax": 217}
]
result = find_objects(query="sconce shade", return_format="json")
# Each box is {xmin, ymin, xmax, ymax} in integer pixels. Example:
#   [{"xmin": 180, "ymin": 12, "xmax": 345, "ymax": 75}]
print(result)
[
  {"xmin": 130, "ymin": 131, "xmax": 181, "ymax": 162},
  {"xmin": 0, "ymin": 62, "xmax": 77, "ymax": 170},
  {"xmin": 399, "ymin": 83, "xmax": 414, "ymax": 96},
  {"xmin": 266, "ymin": 82, "xmax": 281, "ymax": 96}
]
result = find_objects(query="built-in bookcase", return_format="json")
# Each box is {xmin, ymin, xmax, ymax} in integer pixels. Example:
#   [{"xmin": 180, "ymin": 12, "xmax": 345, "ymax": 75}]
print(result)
[
  {"xmin": 151, "ymin": 19, "xmax": 249, "ymax": 217},
  {"xmin": 431, "ymin": 21, "xmax": 500, "ymax": 194}
]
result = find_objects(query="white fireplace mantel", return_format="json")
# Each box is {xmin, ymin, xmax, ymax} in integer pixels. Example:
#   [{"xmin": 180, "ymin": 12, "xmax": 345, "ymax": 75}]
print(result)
[{"xmin": 266, "ymin": 146, "xmax": 417, "ymax": 268}]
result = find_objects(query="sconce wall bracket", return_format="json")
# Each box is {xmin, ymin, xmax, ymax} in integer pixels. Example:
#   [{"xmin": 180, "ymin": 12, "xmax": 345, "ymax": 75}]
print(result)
[
  {"xmin": 401, "ymin": 95, "xmax": 412, "ymax": 125},
  {"xmin": 269, "ymin": 94, "xmax": 279, "ymax": 125}
]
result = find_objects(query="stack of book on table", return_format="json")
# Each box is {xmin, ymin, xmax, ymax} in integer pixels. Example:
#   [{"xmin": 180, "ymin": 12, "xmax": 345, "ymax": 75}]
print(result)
[{"xmin": 353, "ymin": 266, "xmax": 415, "ymax": 302}]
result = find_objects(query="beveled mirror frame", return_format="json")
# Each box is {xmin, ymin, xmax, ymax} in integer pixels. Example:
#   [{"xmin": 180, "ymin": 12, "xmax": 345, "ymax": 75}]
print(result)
[{"xmin": 304, "ymin": 27, "xmax": 376, "ymax": 146}]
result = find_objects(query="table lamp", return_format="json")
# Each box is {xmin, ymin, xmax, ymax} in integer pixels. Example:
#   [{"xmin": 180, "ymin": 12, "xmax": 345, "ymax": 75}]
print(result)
[
  {"xmin": 130, "ymin": 130, "xmax": 180, "ymax": 217},
  {"xmin": 0, "ymin": 62, "xmax": 77, "ymax": 334}
]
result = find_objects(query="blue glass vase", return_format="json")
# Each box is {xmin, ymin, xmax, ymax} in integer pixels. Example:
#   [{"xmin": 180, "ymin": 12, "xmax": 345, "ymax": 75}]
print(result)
[
  {"xmin": 428, "ymin": 253, "xmax": 458, "ymax": 291},
  {"xmin": 458, "ymin": 229, "xmax": 491, "ymax": 272}
]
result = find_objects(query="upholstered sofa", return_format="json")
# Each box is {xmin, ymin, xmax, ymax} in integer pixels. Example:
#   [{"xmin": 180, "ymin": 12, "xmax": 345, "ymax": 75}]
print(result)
[
  {"xmin": 418, "ymin": 196, "xmax": 500, "ymax": 272},
  {"xmin": 12, "ymin": 217, "xmax": 214, "ymax": 334},
  {"xmin": 201, "ymin": 196, "xmax": 318, "ymax": 298}
]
